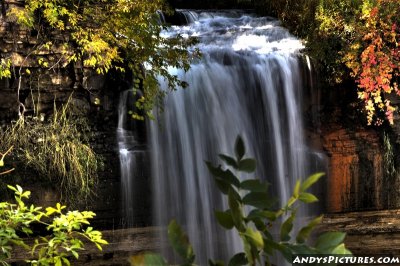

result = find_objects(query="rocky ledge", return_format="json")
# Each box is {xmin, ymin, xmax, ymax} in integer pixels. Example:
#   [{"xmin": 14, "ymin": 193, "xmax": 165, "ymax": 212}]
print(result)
[{"xmin": 320, "ymin": 210, "xmax": 400, "ymax": 255}]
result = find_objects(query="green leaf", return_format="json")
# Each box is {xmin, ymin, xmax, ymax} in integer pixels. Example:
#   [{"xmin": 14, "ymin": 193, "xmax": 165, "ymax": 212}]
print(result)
[
  {"xmin": 296, "ymin": 216, "xmax": 323, "ymax": 243},
  {"xmin": 298, "ymin": 193, "xmax": 319, "ymax": 203},
  {"xmin": 331, "ymin": 243, "xmax": 352, "ymax": 255},
  {"xmin": 215, "ymin": 210, "xmax": 234, "ymax": 230},
  {"xmin": 228, "ymin": 188, "xmax": 245, "ymax": 232},
  {"xmin": 247, "ymin": 209, "xmax": 278, "ymax": 222},
  {"xmin": 214, "ymin": 178, "xmax": 231, "ymax": 195},
  {"xmin": 235, "ymin": 136, "xmax": 245, "ymax": 160},
  {"xmin": 62, "ymin": 257, "xmax": 71, "ymax": 266},
  {"xmin": 7, "ymin": 185, "xmax": 17, "ymax": 192},
  {"xmin": 238, "ymin": 159, "xmax": 256, "ymax": 173},
  {"xmin": 289, "ymin": 244, "xmax": 317, "ymax": 255},
  {"xmin": 280, "ymin": 211, "xmax": 296, "ymax": 242},
  {"xmin": 228, "ymin": 253, "xmax": 247, "ymax": 266},
  {"xmin": 71, "ymin": 250, "xmax": 79, "ymax": 259},
  {"xmin": 242, "ymin": 192, "xmax": 275, "ymax": 209},
  {"xmin": 293, "ymin": 180, "xmax": 301, "ymax": 197},
  {"xmin": 221, "ymin": 169, "xmax": 241, "ymax": 188},
  {"xmin": 205, "ymin": 162, "xmax": 240, "ymax": 188},
  {"xmin": 315, "ymin": 232, "xmax": 347, "ymax": 253},
  {"xmin": 55, "ymin": 257, "xmax": 62, "ymax": 266},
  {"xmin": 251, "ymin": 217, "xmax": 268, "ymax": 232},
  {"xmin": 243, "ymin": 227, "xmax": 264, "ymax": 249},
  {"xmin": 168, "ymin": 220, "xmax": 195, "ymax": 262},
  {"xmin": 240, "ymin": 179, "xmax": 269, "ymax": 192},
  {"xmin": 219, "ymin": 154, "xmax": 238, "ymax": 168},
  {"xmin": 263, "ymin": 238, "xmax": 292, "ymax": 260},
  {"xmin": 16, "ymin": 185, "xmax": 23, "ymax": 193},
  {"xmin": 144, "ymin": 253, "xmax": 168, "ymax": 265},
  {"xmin": 242, "ymin": 237, "xmax": 254, "ymax": 265},
  {"xmin": 300, "ymin": 173, "xmax": 324, "ymax": 192},
  {"xmin": 46, "ymin": 207, "xmax": 57, "ymax": 216}
]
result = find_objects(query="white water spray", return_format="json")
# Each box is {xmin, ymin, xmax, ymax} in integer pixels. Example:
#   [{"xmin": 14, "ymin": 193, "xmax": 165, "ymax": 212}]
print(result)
[{"xmin": 148, "ymin": 10, "xmax": 322, "ymax": 264}]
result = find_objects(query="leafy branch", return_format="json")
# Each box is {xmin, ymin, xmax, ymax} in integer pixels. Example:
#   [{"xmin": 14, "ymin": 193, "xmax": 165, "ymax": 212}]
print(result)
[{"xmin": 0, "ymin": 185, "xmax": 108, "ymax": 266}]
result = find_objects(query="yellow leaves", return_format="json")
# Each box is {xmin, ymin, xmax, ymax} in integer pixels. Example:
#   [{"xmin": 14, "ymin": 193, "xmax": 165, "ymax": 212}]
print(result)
[
  {"xmin": 7, "ymin": 0, "xmax": 194, "ymax": 120},
  {"xmin": 38, "ymin": 58, "xmax": 49, "ymax": 68},
  {"xmin": 0, "ymin": 58, "xmax": 12, "ymax": 79},
  {"xmin": 43, "ymin": 41, "xmax": 53, "ymax": 50},
  {"xmin": 8, "ymin": 7, "xmax": 35, "ymax": 28},
  {"xmin": 374, "ymin": 94, "xmax": 382, "ymax": 104}
]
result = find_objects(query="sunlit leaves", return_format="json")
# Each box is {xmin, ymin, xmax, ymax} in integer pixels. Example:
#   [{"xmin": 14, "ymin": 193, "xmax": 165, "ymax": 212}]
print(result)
[
  {"xmin": 0, "ymin": 58, "xmax": 11, "ymax": 79},
  {"xmin": 0, "ymin": 185, "xmax": 108, "ymax": 265},
  {"xmin": 315, "ymin": 0, "xmax": 399, "ymax": 125},
  {"xmin": 8, "ymin": 0, "xmax": 197, "ymax": 118}
]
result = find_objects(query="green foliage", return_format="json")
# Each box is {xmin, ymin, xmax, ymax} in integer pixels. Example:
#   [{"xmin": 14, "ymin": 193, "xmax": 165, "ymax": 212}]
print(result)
[
  {"xmin": 168, "ymin": 220, "xmax": 195, "ymax": 265},
  {"xmin": 204, "ymin": 137, "xmax": 350, "ymax": 265},
  {"xmin": 0, "ymin": 100, "xmax": 102, "ymax": 206},
  {"xmin": 132, "ymin": 136, "xmax": 351, "ymax": 265},
  {"xmin": 0, "ymin": 185, "xmax": 108, "ymax": 266},
  {"xmin": 6, "ymin": 0, "xmax": 198, "ymax": 119}
]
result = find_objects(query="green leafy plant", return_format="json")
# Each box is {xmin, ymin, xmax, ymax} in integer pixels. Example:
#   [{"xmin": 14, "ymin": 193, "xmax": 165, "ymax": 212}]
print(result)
[
  {"xmin": 205, "ymin": 136, "xmax": 351, "ymax": 265},
  {"xmin": 0, "ymin": 100, "xmax": 102, "ymax": 206},
  {"xmin": 0, "ymin": 184, "xmax": 108, "ymax": 266},
  {"xmin": 132, "ymin": 136, "xmax": 351, "ymax": 265}
]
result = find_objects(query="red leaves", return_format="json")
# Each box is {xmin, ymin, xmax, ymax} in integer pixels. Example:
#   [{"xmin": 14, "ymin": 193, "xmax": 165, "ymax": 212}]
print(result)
[{"xmin": 343, "ymin": 0, "xmax": 399, "ymax": 125}]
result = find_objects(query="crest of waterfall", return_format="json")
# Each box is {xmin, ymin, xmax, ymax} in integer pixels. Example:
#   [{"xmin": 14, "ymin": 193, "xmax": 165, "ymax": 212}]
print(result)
[{"xmin": 149, "ymin": 10, "xmax": 325, "ymax": 264}]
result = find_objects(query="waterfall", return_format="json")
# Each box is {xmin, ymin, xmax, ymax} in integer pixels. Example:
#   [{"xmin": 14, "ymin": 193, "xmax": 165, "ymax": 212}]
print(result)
[
  {"xmin": 117, "ymin": 91, "xmax": 136, "ymax": 227},
  {"xmin": 148, "ymin": 10, "xmax": 324, "ymax": 264},
  {"xmin": 118, "ymin": 90, "xmax": 150, "ymax": 228}
]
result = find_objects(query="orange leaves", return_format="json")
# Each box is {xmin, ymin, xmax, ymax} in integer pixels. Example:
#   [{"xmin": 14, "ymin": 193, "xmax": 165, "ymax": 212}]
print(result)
[{"xmin": 342, "ymin": 0, "xmax": 399, "ymax": 125}]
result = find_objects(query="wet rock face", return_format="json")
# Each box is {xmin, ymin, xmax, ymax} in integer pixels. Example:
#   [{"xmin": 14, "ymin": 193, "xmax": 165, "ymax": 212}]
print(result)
[{"xmin": 322, "ymin": 127, "xmax": 384, "ymax": 212}]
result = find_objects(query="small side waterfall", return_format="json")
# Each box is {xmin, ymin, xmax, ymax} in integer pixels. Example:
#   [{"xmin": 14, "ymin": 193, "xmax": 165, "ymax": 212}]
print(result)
[
  {"xmin": 117, "ymin": 91, "xmax": 136, "ymax": 227},
  {"xmin": 148, "ymin": 10, "xmax": 324, "ymax": 264},
  {"xmin": 117, "ymin": 90, "xmax": 150, "ymax": 228}
]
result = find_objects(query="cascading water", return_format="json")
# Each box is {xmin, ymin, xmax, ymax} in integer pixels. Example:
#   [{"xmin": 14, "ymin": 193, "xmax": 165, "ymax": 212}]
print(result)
[
  {"xmin": 149, "ymin": 10, "xmax": 324, "ymax": 264},
  {"xmin": 117, "ymin": 91, "xmax": 136, "ymax": 227},
  {"xmin": 118, "ymin": 90, "xmax": 150, "ymax": 228}
]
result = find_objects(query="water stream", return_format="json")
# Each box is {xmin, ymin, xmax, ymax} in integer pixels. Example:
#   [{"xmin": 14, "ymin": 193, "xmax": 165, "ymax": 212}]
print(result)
[{"xmin": 126, "ymin": 10, "xmax": 324, "ymax": 264}]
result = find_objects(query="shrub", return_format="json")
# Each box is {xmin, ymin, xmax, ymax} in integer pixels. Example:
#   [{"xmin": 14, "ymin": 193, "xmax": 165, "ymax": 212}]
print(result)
[
  {"xmin": 0, "ymin": 100, "xmax": 102, "ymax": 206},
  {"xmin": 0, "ymin": 184, "xmax": 108, "ymax": 266}
]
